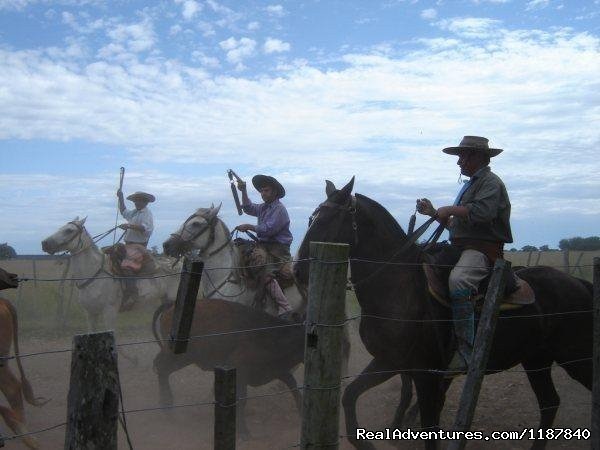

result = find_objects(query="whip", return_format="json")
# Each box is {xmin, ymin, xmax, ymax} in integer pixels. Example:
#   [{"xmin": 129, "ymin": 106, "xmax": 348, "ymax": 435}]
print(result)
[{"xmin": 112, "ymin": 167, "xmax": 125, "ymax": 245}]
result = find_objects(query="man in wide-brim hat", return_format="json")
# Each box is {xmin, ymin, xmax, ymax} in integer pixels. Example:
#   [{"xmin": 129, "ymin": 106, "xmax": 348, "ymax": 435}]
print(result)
[
  {"xmin": 117, "ymin": 190, "xmax": 155, "ymax": 246},
  {"xmin": 416, "ymin": 136, "xmax": 513, "ymax": 374},
  {"xmin": 235, "ymin": 174, "xmax": 293, "ymax": 316},
  {"xmin": 116, "ymin": 188, "xmax": 156, "ymax": 308}
]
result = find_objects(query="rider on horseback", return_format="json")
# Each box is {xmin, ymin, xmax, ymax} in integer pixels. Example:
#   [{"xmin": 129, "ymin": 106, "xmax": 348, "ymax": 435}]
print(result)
[
  {"xmin": 117, "ymin": 190, "xmax": 155, "ymax": 308},
  {"xmin": 234, "ymin": 175, "xmax": 294, "ymax": 316},
  {"xmin": 416, "ymin": 136, "xmax": 513, "ymax": 374}
]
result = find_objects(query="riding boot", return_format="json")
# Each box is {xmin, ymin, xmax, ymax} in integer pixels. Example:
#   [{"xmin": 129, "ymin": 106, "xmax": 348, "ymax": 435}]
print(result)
[
  {"xmin": 446, "ymin": 294, "xmax": 474, "ymax": 377},
  {"xmin": 267, "ymin": 278, "xmax": 292, "ymax": 316}
]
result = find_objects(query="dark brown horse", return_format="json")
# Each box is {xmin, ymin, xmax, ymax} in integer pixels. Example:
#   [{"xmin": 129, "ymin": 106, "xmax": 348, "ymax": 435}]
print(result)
[
  {"xmin": 295, "ymin": 178, "xmax": 592, "ymax": 450},
  {"xmin": 152, "ymin": 298, "xmax": 305, "ymax": 437}
]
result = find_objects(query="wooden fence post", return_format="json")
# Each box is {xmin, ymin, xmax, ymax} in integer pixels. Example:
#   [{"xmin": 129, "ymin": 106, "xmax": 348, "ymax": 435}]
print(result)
[
  {"xmin": 64, "ymin": 331, "xmax": 119, "ymax": 450},
  {"xmin": 592, "ymin": 257, "xmax": 600, "ymax": 450},
  {"xmin": 170, "ymin": 257, "xmax": 204, "ymax": 354},
  {"xmin": 562, "ymin": 249, "xmax": 570, "ymax": 274},
  {"xmin": 300, "ymin": 242, "xmax": 349, "ymax": 450},
  {"xmin": 32, "ymin": 259, "xmax": 37, "ymax": 288},
  {"xmin": 447, "ymin": 259, "xmax": 510, "ymax": 450},
  {"xmin": 214, "ymin": 366, "xmax": 236, "ymax": 450}
]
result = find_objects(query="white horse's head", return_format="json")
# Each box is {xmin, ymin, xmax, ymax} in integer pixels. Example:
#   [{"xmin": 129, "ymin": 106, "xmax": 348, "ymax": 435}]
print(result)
[
  {"xmin": 41, "ymin": 217, "xmax": 88, "ymax": 255},
  {"xmin": 163, "ymin": 204, "xmax": 223, "ymax": 258}
]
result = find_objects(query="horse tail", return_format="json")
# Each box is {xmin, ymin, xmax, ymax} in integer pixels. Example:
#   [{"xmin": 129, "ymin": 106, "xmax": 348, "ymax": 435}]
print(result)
[
  {"xmin": 152, "ymin": 301, "xmax": 174, "ymax": 350},
  {"xmin": 2, "ymin": 298, "xmax": 49, "ymax": 407}
]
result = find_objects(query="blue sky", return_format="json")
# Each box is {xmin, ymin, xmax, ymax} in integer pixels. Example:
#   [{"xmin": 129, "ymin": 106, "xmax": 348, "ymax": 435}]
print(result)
[{"xmin": 1, "ymin": 0, "xmax": 599, "ymax": 254}]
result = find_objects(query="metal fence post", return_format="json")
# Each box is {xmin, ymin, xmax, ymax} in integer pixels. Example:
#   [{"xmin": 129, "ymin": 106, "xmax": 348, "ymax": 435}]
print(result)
[{"xmin": 300, "ymin": 242, "xmax": 349, "ymax": 450}]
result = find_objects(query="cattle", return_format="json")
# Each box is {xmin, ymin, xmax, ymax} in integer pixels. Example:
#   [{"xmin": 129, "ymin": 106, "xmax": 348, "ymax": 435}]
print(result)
[
  {"xmin": 152, "ymin": 298, "xmax": 305, "ymax": 437},
  {"xmin": 0, "ymin": 297, "xmax": 48, "ymax": 449}
]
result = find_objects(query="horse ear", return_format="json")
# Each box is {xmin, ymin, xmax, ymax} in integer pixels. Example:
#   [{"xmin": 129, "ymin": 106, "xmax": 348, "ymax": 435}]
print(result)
[
  {"xmin": 325, "ymin": 180, "xmax": 336, "ymax": 197},
  {"xmin": 339, "ymin": 176, "xmax": 355, "ymax": 198},
  {"xmin": 208, "ymin": 203, "xmax": 222, "ymax": 220},
  {"xmin": 73, "ymin": 216, "xmax": 79, "ymax": 222},
  {"xmin": 80, "ymin": 216, "xmax": 87, "ymax": 226}
]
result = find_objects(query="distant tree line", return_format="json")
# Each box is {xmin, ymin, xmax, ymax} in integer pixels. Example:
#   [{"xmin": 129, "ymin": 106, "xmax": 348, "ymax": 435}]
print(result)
[
  {"xmin": 508, "ymin": 236, "xmax": 600, "ymax": 252},
  {"xmin": 0, "ymin": 243, "xmax": 17, "ymax": 259}
]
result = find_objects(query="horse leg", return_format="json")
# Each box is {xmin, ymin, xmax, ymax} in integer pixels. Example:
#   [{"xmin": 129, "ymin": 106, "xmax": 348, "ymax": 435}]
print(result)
[
  {"xmin": 0, "ymin": 404, "xmax": 38, "ymax": 449},
  {"xmin": 390, "ymin": 373, "xmax": 413, "ymax": 429},
  {"xmin": 153, "ymin": 351, "xmax": 191, "ymax": 407},
  {"xmin": 556, "ymin": 357, "xmax": 592, "ymax": 391},
  {"xmin": 0, "ymin": 366, "xmax": 38, "ymax": 449},
  {"xmin": 342, "ymin": 358, "xmax": 399, "ymax": 450},
  {"xmin": 522, "ymin": 359, "xmax": 560, "ymax": 450},
  {"xmin": 277, "ymin": 371, "xmax": 302, "ymax": 414},
  {"xmin": 413, "ymin": 373, "xmax": 444, "ymax": 450}
]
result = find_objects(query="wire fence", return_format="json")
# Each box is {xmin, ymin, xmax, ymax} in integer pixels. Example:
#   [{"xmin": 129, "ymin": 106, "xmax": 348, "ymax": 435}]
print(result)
[{"xmin": 1, "ymin": 255, "xmax": 596, "ymax": 448}]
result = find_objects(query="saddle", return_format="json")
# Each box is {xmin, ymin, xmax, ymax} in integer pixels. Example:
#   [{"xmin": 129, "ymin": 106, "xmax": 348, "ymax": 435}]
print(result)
[
  {"xmin": 233, "ymin": 238, "xmax": 296, "ymax": 311},
  {"xmin": 103, "ymin": 243, "xmax": 157, "ymax": 277},
  {"xmin": 421, "ymin": 242, "xmax": 535, "ymax": 310},
  {"xmin": 233, "ymin": 238, "xmax": 294, "ymax": 289}
]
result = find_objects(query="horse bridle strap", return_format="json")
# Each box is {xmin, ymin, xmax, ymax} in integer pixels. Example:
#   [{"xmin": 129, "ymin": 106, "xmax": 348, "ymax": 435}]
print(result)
[{"xmin": 315, "ymin": 196, "xmax": 359, "ymax": 245}]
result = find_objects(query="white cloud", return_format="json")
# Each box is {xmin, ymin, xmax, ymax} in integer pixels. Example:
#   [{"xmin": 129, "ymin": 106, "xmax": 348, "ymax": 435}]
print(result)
[
  {"xmin": 420, "ymin": 8, "xmax": 438, "ymax": 20},
  {"xmin": 472, "ymin": 0, "xmax": 511, "ymax": 3},
  {"xmin": 219, "ymin": 36, "xmax": 256, "ymax": 64},
  {"xmin": 180, "ymin": 0, "xmax": 201, "ymax": 20},
  {"xmin": 1, "ymin": 25, "xmax": 599, "ymax": 251},
  {"xmin": 436, "ymin": 17, "xmax": 501, "ymax": 38},
  {"xmin": 264, "ymin": 38, "xmax": 290, "ymax": 54},
  {"xmin": 106, "ymin": 19, "xmax": 156, "ymax": 53},
  {"xmin": 526, "ymin": 0, "xmax": 549, "ymax": 10},
  {"xmin": 247, "ymin": 21, "xmax": 260, "ymax": 31},
  {"xmin": 266, "ymin": 4, "xmax": 286, "ymax": 17}
]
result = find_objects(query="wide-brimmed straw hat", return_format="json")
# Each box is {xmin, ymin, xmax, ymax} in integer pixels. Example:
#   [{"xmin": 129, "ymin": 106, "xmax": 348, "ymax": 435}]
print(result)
[
  {"xmin": 252, "ymin": 175, "xmax": 285, "ymax": 199},
  {"xmin": 442, "ymin": 136, "xmax": 503, "ymax": 157},
  {"xmin": 127, "ymin": 191, "xmax": 156, "ymax": 203}
]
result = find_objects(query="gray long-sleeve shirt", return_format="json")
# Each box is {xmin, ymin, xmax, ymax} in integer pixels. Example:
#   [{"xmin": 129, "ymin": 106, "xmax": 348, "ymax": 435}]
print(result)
[{"xmin": 449, "ymin": 166, "xmax": 513, "ymax": 244}]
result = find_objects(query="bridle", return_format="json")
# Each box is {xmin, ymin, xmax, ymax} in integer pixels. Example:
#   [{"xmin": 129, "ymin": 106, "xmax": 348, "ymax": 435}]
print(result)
[
  {"xmin": 169, "ymin": 212, "xmax": 230, "ymax": 257},
  {"xmin": 308, "ymin": 195, "xmax": 359, "ymax": 246},
  {"xmin": 62, "ymin": 221, "xmax": 88, "ymax": 256}
]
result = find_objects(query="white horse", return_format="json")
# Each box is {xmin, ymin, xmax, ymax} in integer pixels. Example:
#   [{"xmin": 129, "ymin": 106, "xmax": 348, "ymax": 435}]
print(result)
[
  {"xmin": 41, "ymin": 217, "xmax": 181, "ymax": 332},
  {"xmin": 162, "ymin": 204, "xmax": 306, "ymax": 315}
]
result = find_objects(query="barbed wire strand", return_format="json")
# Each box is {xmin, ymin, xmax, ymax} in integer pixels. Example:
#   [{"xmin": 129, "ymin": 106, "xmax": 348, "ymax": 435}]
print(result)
[{"xmin": 14, "ymin": 255, "xmax": 597, "ymax": 283}]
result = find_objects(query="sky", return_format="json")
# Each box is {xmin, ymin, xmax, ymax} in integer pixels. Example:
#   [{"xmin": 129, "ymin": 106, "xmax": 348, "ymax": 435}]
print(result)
[{"xmin": 1, "ymin": 0, "xmax": 599, "ymax": 254}]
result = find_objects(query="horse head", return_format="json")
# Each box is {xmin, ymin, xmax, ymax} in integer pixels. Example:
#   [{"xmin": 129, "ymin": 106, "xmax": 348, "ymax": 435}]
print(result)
[
  {"xmin": 163, "ymin": 204, "xmax": 223, "ymax": 258},
  {"xmin": 295, "ymin": 178, "xmax": 356, "ymax": 285},
  {"xmin": 41, "ymin": 217, "xmax": 88, "ymax": 255}
]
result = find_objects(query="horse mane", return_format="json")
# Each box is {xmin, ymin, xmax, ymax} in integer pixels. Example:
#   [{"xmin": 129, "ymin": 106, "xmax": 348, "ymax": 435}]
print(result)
[{"xmin": 355, "ymin": 193, "xmax": 407, "ymax": 241}]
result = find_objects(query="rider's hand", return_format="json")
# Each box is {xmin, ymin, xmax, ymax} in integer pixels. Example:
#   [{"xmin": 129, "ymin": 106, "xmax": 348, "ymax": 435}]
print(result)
[
  {"xmin": 237, "ymin": 180, "xmax": 247, "ymax": 192},
  {"xmin": 416, "ymin": 198, "xmax": 436, "ymax": 217},
  {"xmin": 235, "ymin": 224, "xmax": 254, "ymax": 232},
  {"xmin": 117, "ymin": 189, "xmax": 124, "ymax": 198},
  {"xmin": 436, "ymin": 206, "xmax": 453, "ymax": 221},
  {"xmin": 118, "ymin": 223, "xmax": 129, "ymax": 230}
]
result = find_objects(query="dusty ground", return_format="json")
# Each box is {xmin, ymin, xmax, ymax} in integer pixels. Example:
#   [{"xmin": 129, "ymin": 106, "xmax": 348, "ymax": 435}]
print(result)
[{"xmin": 2, "ymin": 316, "xmax": 591, "ymax": 450}]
